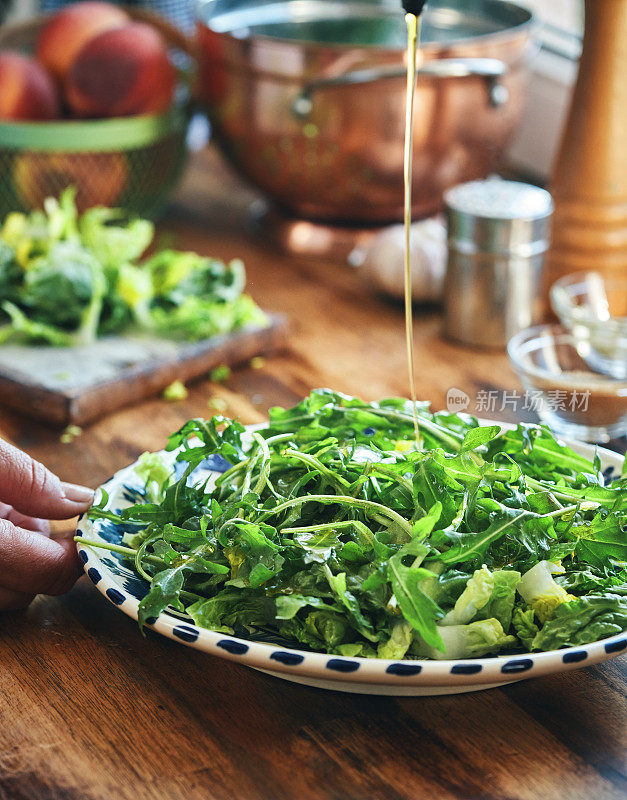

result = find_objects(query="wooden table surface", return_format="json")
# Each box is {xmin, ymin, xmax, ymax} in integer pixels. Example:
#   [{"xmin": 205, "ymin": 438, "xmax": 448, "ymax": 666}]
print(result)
[{"xmin": 0, "ymin": 149, "xmax": 625, "ymax": 800}]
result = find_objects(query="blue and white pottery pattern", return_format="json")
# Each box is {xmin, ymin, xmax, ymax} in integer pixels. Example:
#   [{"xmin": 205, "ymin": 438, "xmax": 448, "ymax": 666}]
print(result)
[{"xmin": 76, "ymin": 422, "xmax": 627, "ymax": 696}]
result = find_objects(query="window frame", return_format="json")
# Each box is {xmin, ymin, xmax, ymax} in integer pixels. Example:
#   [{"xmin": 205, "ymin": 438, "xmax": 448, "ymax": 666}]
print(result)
[{"xmin": 506, "ymin": 12, "xmax": 582, "ymax": 180}]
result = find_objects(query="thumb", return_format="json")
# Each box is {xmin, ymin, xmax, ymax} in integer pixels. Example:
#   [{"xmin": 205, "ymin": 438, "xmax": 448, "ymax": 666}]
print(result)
[
  {"xmin": 0, "ymin": 440, "xmax": 93, "ymax": 520},
  {"xmin": 0, "ymin": 520, "xmax": 81, "ymax": 596}
]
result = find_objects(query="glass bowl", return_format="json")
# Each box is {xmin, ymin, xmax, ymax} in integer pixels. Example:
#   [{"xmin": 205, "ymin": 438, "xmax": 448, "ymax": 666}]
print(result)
[
  {"xmin": 507, "ymin": 324, "xmax": 627, "ymax": 443},
  {"xmin": 550, "ymin": 272, "xmax": 627, "ymax": 379}
]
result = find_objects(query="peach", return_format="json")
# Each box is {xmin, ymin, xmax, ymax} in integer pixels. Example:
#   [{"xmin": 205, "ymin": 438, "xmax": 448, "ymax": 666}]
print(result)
[
  {"xmin": 37, "ymin": 1, "xmax": 129, "ymax": 83},
  {"xmin": 0, "ymin": 51, "xmax": 60, "ymax": 120},
  {"xmin": 66, "ymin": 22, "xmax": 176, "ymax": 118},
  {"xmin": 14, "ymin": 152, "xmax": 128, "ymax": 211}
]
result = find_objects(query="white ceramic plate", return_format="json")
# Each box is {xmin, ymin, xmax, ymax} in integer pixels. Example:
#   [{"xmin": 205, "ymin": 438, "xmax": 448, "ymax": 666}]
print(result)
[{"xmin": 76, "ymin": 421, "xmax": 626, "ymax": 695}]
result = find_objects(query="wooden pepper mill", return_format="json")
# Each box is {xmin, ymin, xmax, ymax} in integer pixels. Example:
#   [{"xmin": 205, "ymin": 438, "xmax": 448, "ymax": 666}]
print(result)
[{"xmin": 545, "ymin": 0, "xmax": 627, "ymax": 288}]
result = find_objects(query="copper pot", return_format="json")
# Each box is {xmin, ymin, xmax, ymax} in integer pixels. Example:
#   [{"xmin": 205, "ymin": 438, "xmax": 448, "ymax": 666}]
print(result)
[{"xmin": 196, "ymin": 0, "xmax": 536, "ymax": 224}]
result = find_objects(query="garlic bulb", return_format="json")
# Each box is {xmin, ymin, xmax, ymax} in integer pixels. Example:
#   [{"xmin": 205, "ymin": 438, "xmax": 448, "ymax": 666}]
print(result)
[{"xmin": 350, "ymin": 217, "xmax": 446, "ymax": 302}]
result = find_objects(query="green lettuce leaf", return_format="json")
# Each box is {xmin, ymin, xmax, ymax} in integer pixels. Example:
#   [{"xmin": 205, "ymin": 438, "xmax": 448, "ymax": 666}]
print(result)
[
  {"xmin": 475, "ymin": 570, "xmax": 521, "ymax": 630},
  {"xmin": 274, "ymin": 594, "xmax": 338, "ymax": 620},
  {"xmin": 532, "ymin": 594, "xmax": 627, "ymax": 650},
  {"xmin": 512, "ymin": 607, "xmax": 540, "ymax": 650},
  {"xmin": 378, "ymin": 621, "xmax": 413, "ymax": 659},
  {"xmin": 79, "ymin": 206, "xmax": 153, "ymax": 267},
  {"xmin": 187, "ymin": 589, "xmax": 276, "ymax": 633},
  {"xmin": 440, "ymin": 565, "xmax": 494, "ymax": 626},
  {"xmin": 135, "ymin": 451, "xmax": 174, "ymax": 503},
  {"xmin": 279, "ymin": 610, "xmax": 350, "ymax": 652},
  {"xmin": 518, "ymin": 561, "xmax": 575, "ymax": 623},
  {"xmin": 0, "ymin": 301, "xmax": 73, "ymax": 346},
  {"xmin": 413, "ymin": 618, "xmax": 516, "ymax": 660}
]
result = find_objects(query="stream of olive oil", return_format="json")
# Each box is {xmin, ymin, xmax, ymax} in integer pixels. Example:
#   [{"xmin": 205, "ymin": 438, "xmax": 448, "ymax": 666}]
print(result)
[{"xmin": 404, "ymin": 13, "xmax": 422, "ymax": 447}]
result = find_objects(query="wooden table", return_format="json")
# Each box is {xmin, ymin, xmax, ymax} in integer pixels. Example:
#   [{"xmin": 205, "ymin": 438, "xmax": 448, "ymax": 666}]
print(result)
[{"xmin": 0, "ymin": 149, "xmax": 625, "ymax": 800}]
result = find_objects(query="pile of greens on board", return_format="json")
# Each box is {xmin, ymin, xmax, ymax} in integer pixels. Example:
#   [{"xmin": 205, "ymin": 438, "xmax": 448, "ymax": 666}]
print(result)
[
  {"xmin": 0, "ymin": 189, "xmax": 267, "ymax": 346},
  {"xmin": 82, "ymin": 390, "xmax": 627, "ymax": 660}
]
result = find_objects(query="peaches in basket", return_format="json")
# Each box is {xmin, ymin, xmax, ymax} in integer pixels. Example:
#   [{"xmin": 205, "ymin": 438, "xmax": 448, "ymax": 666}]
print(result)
[
  {"xmin": 0, "ymin": 51, "xmax": 59, "ymax": 120},
  {"xmin": 0, "ymin": 1, "xmax": 176, "ymax": 121}
]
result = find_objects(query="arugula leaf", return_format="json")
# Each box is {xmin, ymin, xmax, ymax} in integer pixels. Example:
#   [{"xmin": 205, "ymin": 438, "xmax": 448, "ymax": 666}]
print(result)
[
  {"xmin": 324, "ymin": 567, "xmax": 379, "ymax": 642},
  {"xmin": 138, "ymin": 566, "xmax": 187, "ymax": 630},
  {"xmin": 388, "ymin": 555, "xmax": 444, "ymax": 650},
  {"xmin": 438, "ymin": 508, "xmax": 531, "ymax": 565},
  {"xmin": 572, "ymin": 512, "xmax": 627, "ymax": 568},
  {"xmin": 460, "ymin": 425, "xmax": 501, "ymax": 453}
]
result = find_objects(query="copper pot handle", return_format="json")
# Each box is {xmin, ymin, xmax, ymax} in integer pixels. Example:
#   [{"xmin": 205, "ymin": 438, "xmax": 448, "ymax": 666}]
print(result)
[{"xmin": 292, "ymin": 57, "xmax": 510, "ymax": 118}]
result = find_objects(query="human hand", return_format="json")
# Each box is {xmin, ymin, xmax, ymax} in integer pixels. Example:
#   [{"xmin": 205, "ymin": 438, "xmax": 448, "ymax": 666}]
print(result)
[{"xmin": 0, "ymin": 439, "xmax": 93, "ymax": 610}]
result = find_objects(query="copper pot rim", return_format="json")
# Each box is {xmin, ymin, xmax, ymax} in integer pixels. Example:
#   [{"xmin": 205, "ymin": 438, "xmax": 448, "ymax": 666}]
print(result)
[{"xmin": 196, "ymin": 0, "xmax": 536, "ymax": 58}]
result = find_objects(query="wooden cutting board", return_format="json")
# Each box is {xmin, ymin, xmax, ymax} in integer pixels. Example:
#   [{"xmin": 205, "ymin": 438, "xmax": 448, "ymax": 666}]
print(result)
[{"xmin": 0, "ymin": 314, "xmax": 288, "ymax": 426}]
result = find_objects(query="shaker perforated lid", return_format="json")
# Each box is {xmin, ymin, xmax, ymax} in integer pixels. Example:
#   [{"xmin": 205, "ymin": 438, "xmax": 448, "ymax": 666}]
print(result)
[{"xmin": 444, "ymin": 178, "xmax": 554, "ymax": 256}]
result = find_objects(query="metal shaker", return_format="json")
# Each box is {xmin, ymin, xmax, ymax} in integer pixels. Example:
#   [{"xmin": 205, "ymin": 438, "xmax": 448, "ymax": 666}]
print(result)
[{"xmin": 443, "ymin": 179, "xmax": 553, "ymax": 348}]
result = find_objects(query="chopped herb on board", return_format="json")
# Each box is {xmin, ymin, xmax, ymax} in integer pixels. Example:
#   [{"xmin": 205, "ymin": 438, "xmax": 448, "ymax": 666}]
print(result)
[{"xmin": 162, "ymin": 380, "xmax": 188, "ymax": 402}]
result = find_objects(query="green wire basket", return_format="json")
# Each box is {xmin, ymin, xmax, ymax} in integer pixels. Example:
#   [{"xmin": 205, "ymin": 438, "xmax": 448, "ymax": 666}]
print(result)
[{"xmin": 0, "ymin": 11, "xmax": 193, "ymax": 218}]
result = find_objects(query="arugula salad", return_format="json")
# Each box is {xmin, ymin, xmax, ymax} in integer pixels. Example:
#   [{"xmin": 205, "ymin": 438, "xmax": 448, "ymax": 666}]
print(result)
[
  {"xmin": 80, "ymin": 390, "xmax": 627, "ymax": 660},
  {"xmin": 0, "ymin": 190, "xmax": 267, "ymax": 346}
]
